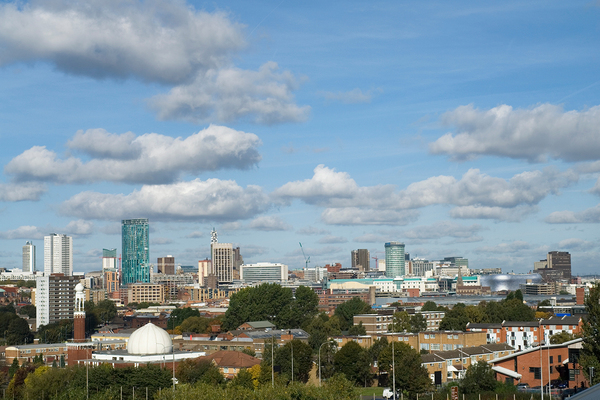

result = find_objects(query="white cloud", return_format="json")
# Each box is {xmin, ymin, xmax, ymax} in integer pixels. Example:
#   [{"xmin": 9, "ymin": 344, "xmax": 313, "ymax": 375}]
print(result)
[
  {"xmin": 449, "ymin": 205, "xmax": 538, "ymax": 222},
  {"xmin": 0, "ymin": 182, "xmax": 46, "ymax": 202},
  {"xmin": 240, "ymin": 245, "xmax": 270, "ymax": 258},
  {"xmin": 353, "ymin": 233, "xmax": 389, "ymax": 243},
  {"xmin": 0, "ymin": 219, "xmax": 94, "ymax": 239},
  {"xmin": 430, "ymin": 103, "xmax": 600, "ymax": 162},
  {"xmin": 557, "ymin": 238, "xmax": 597, "ymax": 251},
  {"xmin": 318, "ymin": 235, "xmax": 348, "ymax": 244},
  {"xmin": 150, "ymin": 62, "xmax": 310, "ymax": 125},
  {"xmin": 186, "ymin": 231, "xmax": 205, "ymax": 239},
  {"xmin": 591, "ymin": 177, "xmax": 600, "ymax": 196},
  {"xmin": 475, "ymin": 241, "xmax": 531, "ymax": 254},
  {"xmin": 6, "ymin": 126, "xmax": 261, "ymax": 184},
  {"xmin": 151, "ymin": 237, "xmax": 173, "ymax": 245},
  {"xmin": 67, "ymin": 129, "xmax": 141, "ymax": 160},
  {"xmin": 402, "ymin": 221, "xmax": 485, "ymax": 240},
  {"xmin": 60, "ymin": 178, "xmax": 271, "ymax": 222},
  {"xmin": 545, "ymin": 204, "xmax": 600, "ymax": 224},
  {"xmin": 0, "ymin": 0, "xmax": 245, "ymax": 84},
  {"xmin": 247, "ymin": 216, "xmax": 292, "ymax": 231},
  {"xmin": 274, "ymin": 164, "xmax": 576, "ymax": 224},
  {"xmin": 318, "ymin": 88, "xmax": 380, "ymax": 104},
  {"xmin": 321, "ymin": 208, "xmax": 420, "ymax": 226},
  {"xmin": 297, "ymin": 226, "xmax": 331, "ymax": 235}
]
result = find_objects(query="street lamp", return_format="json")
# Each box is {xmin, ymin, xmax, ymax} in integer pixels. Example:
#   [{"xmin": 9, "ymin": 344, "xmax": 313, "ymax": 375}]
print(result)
[
  {"xmin": 392, "ymin": 337, "xmax": 396, "ymax": 399},
  {"xmin": 318, "ymin": 341, "xmax": 329, "ymax": 387}
]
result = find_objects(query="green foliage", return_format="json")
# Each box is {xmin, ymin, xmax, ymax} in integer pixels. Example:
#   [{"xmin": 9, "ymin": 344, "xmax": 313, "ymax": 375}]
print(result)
[
  {"xmin": 168, "ymin": 307, "xmax": 201, "ymax": 330},
  {"xmin": 537, "ymin": 299, "xmax": 551, "ymax": 309},
  {"xmin": 223, "ymin": 284, "xmax": 319, "ymax": 331},
  {"xmin": 176, "ymin": 358, "xmax": 225, "ymax": 386},
  {"xmin": 439, "ymin": 303, "xmax": 470, "ymax": 331},
  {"xmin": 317, "ymin": 339, "xmax": 337, "ymax": 380},
  {"xmin": 391, "ymin": 311, "xmax": 411, "ymax": 332},
  {"xmin": 550, "ymin": 331, "xmax": 575, "ymax": 344},
  {"xmin": 421, "ymin": 301, "xmax": 439, "ymax": 311},
  {"xmin": 274, "ymin": 339, "xmax": 313, "ymax": 383},
  {"xmin": 460, "ymin": 360, "xmax": 498, "ymax": 394},
  {"xmin": 94, "ymin": 300, "xmax": 118, "ymax": 324},
  {"xmin": 333, "ymin": 341, "xmax": 373, "ymax": 386},
  {"xmin": 348, "ymin": 321, "xmax": 367, "ymax": 336},
  {"xmin": 581, "ymin": 283, "xmax": 600, "ymax": 385},
  {"xmin": 378, "ymin": 341, "xmax": 431, "ymax": 397},
  {"xmin": 334, "ymin": 297, "xmax": 372, "ymax": 331},
  {"xmin": 36, "ymin": 320, "xmax": 73, "ymax": 343},
  {"xmin": 6, "ymin": 316, "xmax": 33, "ymax": 345},
  {"xmin": 241, "ymin": 347, "xmax": 256, "ymax": 357},
  {"xmin": 9, "ymin": 358, "xmax": 19, "ymax": 378},
  {"xmin": 128, "ymin": 302, "xmax": 160, "ymax": 310},
  {"xmin": 19, "ymin": 304, "xmax": 36, "ymax": 318},
  {"xmin": 229, "ymin": 368, "xmax": 254, "ymax": 390},
  {"xmin": 304, "ymin": 313, "xmax": 341, "ymax": 352},
  {"xmin": 178, "ymin": 315, "xmax": 222, "ymax": 334},
  {"xmin": 409, "ymin": 313, "xmax": 427, "ymax": 333}
]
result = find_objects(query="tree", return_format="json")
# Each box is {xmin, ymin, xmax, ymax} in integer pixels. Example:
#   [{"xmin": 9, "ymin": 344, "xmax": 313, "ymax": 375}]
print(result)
[
  {"xmin": 242, "ymin": 347, "xmax": 256, "ymax": 357},
  {"xmin": 410, "ymin": 314, "xmax": 427, "ymax": 333},
  {"xmin": 176, "ymin": 358, "xmax": 224, "ymax": 385},
  {"xmin": 391, "ymin": 311, "xmax": 411, "ymax": 332},
  {"xmin": 20, "ymin": 305, "xmax": 36, "ymax": 319},
  {"xmin": 8, "ymin": 358, "xmax": 19, "ymax": 378},
  {"xmin": 348, "ymin": 321, "xmax": 367, "ymax": 336},
  {"xmin": 550, "ymin": 331, "xmax": 576, "ymax": 344},
  {"xmin": 580, "ymin": 283, "xmax": 600, "ymax": 385},
  {"xmin": 334, "ymin": 297, "xmax": 372, "ymax": 331},
  {"xmin": 229, "ymin": 368, "xmax": 254, "ymax": 390},
  {"xmin": 274, "ymin": 339, "xmax": 313, "ymax": 383},
  {"xmin": 6, "ymin": 317, "xmax": 33, "ymax": 345},
  {"xmin": 439, "ymin": 303, "xmax": 470, "ymax": 331},
  {"xmin": 378, "ymin": 341, "xmax": 431, "ymax": 398},
  {"xmin": 421, "ymin": 301, "xmax": 439, "ymax": 311},
  {"xmin": 179, "ymin": 316, "xmax": 212, "ymax": 333},
  {"xmin": 94, "ymin": 300, "xmax": 117, "ymax": 324},
  {"xmin": 168, "ymin": 307, "xmax": 201, "ymax": 330},
  {"xmin": 317, "ymin": 339, "xmax": 337, "ymax": 380},
  {"xmin": 304, "ymin": 313, "xmax": 341, "ymax": 352},
  {"xmin": 333, "ymin": 341, "xmax": 372, "ymax": 386},
  {"xmin": 460, "ymin": 361, "xmax": 498, "ymax": 394}
]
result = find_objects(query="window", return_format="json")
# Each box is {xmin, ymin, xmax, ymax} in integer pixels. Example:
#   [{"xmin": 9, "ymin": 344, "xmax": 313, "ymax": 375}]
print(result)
[
  {"xmin": 550, "ymin": 356, "xmax": 553, "ymax": 364},
  {"xmin": 558, "ymin": 355, "xmax": 562, "ymax": 363},
  {"xmin": 420, "ymin": 344, "xmax": 429, "ymax": 350},
  {"xmin": 530, "ymin": 367, "xmax": 541, "ymax": 379},
  {"xmin": 431, "ymin": 344, "xmax": 440, "ymax": 351},
  {"xmin": 424, "ymin": 334, "xmax": 429, "ymax": 339}
]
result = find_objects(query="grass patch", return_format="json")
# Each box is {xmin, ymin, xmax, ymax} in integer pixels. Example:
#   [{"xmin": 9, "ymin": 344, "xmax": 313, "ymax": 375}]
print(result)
[{"xmin": 358, "ymin": 387, "xmax": 383, "ymax": 396}]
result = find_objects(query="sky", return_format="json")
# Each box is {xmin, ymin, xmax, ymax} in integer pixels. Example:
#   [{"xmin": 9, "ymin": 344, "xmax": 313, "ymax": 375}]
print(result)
[{"xmin": 0, "ymin": 0, "xmax": 599, "ymax": 275}]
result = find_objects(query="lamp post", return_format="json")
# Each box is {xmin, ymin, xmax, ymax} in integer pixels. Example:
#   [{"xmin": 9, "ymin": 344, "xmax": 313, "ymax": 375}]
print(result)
[
  {"xmin": 318, "ymin": 341, "xmax": 329, "ymax": 387},
  {"xmin": 392, "ymin": 338, "xmax": 396, "ymax": 399},
  {"xmin": 291, "ymin": 340, "xmax": 294, "ymax": 383}
]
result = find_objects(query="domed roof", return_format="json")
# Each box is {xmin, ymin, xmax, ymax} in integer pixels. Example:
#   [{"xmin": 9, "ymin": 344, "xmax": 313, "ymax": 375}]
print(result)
[
  {"xmin": 127, "ymin": 323, "xmax": 173, "ymax": 355},
  {"xmin": 75, "ymin": 283, "xmax": 84, "ymax": 292}
]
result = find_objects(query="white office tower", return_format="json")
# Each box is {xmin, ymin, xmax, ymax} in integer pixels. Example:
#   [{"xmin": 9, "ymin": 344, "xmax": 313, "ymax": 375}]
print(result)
[
  {"xmin": 22, "ymin": 241, "xmax": 36, "ymax": 272},
  {"xmin": 210, "ymin": 228, "xmax": 233, "ymax": 283},
  {"xmin": 44, "ymin": 233, "xmax": 73, "ymax": 276}
]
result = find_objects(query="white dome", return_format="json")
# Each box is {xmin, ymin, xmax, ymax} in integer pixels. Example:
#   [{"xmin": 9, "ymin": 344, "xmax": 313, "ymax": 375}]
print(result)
[
  {"xmin": 75, "ymin": 283, "xmax": 84, "ymax": 292},
  {"xmin": 127, "ymin": 323, "xmax": 173, "ymax": 355}
]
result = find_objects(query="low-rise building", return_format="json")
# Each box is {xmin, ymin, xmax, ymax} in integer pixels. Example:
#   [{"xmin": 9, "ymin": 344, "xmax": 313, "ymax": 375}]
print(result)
[{"xmin": 127, "ymin": 283, "xmax": 165, "ymax": 304}]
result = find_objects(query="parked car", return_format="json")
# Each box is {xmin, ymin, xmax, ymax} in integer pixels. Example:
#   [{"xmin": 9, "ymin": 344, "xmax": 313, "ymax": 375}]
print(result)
[
  {"xmin": 517, "ymin": 383, "xmax": 530, "ymax": 391},
  {"xmin": 383, "ymin": 388, "xmax": 400, "ymax": 399}
]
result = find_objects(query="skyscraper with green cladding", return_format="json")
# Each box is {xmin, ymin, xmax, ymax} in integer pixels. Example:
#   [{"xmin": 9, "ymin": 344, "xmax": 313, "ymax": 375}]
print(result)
[
  {"xmin": 385, "ymin": 241, "xmax": 405, "ymax": 278},
  {"xmin": 122, "ymin": 218, "xmax": 150, "ymax": 285}
]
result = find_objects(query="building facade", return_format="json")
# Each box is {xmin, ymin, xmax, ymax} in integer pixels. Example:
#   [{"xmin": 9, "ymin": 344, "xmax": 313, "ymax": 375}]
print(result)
[
  {"xmin": 127, "ymin": 283, "xmax": 165, "ymax": 304},
  {"xmin": 351, "ymin": 249, "xmax": 370, "ymax": 271},
  {"xmin": 385, "ymin": 242, "xmax": 405, "ymax": 278},
  {"xmin": 121, "ymin": 219, "xmax": 150, "ymax": 285},
  {"xmin": 240, "ymin": 263, "xmax": 288, "ymax": 282},
  {"xmin": 22, "ymin": 241, "xmax": 36, "ymax": 273},
  {"xmin": 548, "ymin": 251, "xmax": 571, "ymax": 280},
  {"xmin": 157, "ymin": 256, "xmax": 175, "ymax": 275},
  {"xmin": 44, "ymin": 234, "xmax": 72, "ymax": 276},
  {"xmin": 35, "ymin": 274, "xmax": 83, "ymax": 329},
  {"xmin": 211, "ymin": 243, "xmax": 233, "ymax": 284}
]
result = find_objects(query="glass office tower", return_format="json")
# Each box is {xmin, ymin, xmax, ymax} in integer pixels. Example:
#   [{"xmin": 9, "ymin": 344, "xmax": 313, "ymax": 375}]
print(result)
[
  {"xmin": 121, "ymin": 218, "xmax": 149, "ymax": 285},
  {"xmin": 385, "ymin": 241, "xmax": 405, "ymax": 278}
]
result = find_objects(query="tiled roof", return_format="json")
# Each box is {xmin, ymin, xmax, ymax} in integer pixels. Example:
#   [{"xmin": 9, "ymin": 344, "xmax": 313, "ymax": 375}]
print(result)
[{"xmin": 202, "ymin": 350, "xmax": 261, "ymax": 368}]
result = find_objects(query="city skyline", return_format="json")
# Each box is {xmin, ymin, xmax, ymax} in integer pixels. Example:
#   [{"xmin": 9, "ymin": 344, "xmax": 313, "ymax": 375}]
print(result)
[{"xmin": 0, "ymin": 1, "xmax": 598, "ymax": 274}]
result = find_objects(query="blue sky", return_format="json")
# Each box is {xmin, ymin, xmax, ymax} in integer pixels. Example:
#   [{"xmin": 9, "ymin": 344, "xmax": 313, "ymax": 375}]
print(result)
[{"xmin": 0, "ymin": 0, "xmax": 599, "ymax": 274}]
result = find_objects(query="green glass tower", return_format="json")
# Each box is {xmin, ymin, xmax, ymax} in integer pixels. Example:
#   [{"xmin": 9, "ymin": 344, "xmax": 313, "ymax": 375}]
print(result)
[
  {"xmin": 385, "ymin": 241, "xmax": 405, "ymax": 278},
  {"xmin": 122, "ymin": 218, "xmax": 150, "ymax": 285}
]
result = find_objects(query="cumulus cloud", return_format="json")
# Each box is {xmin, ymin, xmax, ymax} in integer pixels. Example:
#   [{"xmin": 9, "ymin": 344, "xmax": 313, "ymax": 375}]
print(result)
[
  {"xmin": 6, "ymin": 126, "xmax": 261, "ymax": 184},
  {"xmin": 430, "ymin": 103, "xmax": 600, "ymax": 162},
  {"xmin": 353, "ymin": 233, "xmax": 390, "ymax": 243},
  {"xmin": 0, "ymin": 0, "xmax": 244, "ymax": 84},
  {"xmin": 151, "ymin": 237, "xmax": 173, "ymax": 245},
  {"xmin": 240, "ymin": 245, "xmax": 270, "ymax": 258},
  {"xmin": 318, "ymin": 235, "xmax": 348, "ymax": 244},
  {"xmin": 0, "ymin": 182, "xmax": 46, "ymax": 201},
  {"xmin": 475, "ymin": 241, "xmax": 531, "ymax": 254},
  {"xmin": 274, "ymin": 164, "xmax": 576, "ymax": 224},
  {"xmin": 186, "ymin": 231, "xmax": 205, "ymax": 239},
  {"xmin": 591, "ymin": 177, "xmax": 600, "ymax": 196},
  {"xmin": 0, "ymin": 219, "xmax": 94, "ymax": 239},
  {"xmin": 60, "ymin": 178, "xmax": 271, "ymax": 222},
  {"xmin": 449, "ymin": 205, "xmax": 538, "ymax": 222},
  {"xmin": 557, "ymin": 238, "xmax": 597, "ymax": 251},
  {"xmin": 247, "ymin": 216, "xmax": 292, "ymax": 231},
  {"xmin": 150, "ymin": 62, "xmax": 310, "ymax": 125},
  {"xmin": 402, "ymin": 221, "xmax": 485, "ymax": 240},
  {"xmin": 297, "ymin": 226, "xmax": 331, "ymax": 235},
  {"xmin": 545, "ymin": 204, "xmax": 600, "ymax": 224},
  {"xmin": 318, "ymin": 88, "xmax": 380, "ymax": 104}
]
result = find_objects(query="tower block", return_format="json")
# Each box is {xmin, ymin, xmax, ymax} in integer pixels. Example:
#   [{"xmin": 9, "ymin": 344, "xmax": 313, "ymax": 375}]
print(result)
[{"xmin": 74, "ymin": 283, "xmax": 86, "ymax": 342}]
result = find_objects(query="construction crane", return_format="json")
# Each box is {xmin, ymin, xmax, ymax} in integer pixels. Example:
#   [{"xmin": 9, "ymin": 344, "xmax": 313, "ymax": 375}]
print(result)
[
  {"xmin": 299, "ymin": 242, "xmax": 310, "ymax": 269},
  {"xmin": 372, "ymin": 256, "xmax": 379, "ymax": 270}
]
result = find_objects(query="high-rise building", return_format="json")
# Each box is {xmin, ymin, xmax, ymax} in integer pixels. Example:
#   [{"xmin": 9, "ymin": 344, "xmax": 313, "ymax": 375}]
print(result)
[
  {"xmin": 351, "ymin": 249, "xmax": 370, "ymax": 271},
  {"xmin": 44, "ymin": 234, "xmax": 73, "ymax": 276},
  {"xmin": 210, "ymin": 228, "xmax": 233, "ymax": 284},
  {"xmin": 36, "ymin": 273, "xmax": 82, "ymax": 330},
  {"xmin": 385, "ymin": 242, "xmax": 405, "ymax": 278},
  {"xmin": 121, "ymin": 219, "xmax": 150, "ymax": 285},
  {"xmin": 198, "ymin": 259, "xmax": 211, "ymax": 285},
  {"xmin": 157, "ymin": 255, "xmax": 175, "ymax": 275},
  {"xmin": 240, "ymin": 263, "xmax": 288, "ymax": 282},
  {"xmin": 22, "ymin": 241, "xmax": 36, "ymax": 272},
  {"xmin": 102, "ymin": 248, "xmax": 119, "ymax": 295},
  {"xmin": 233, "ymin": 247, "xmax": 243, "ymax": 270},
  {"xmin": 443, "ymin": 257, "xmax": 469, "ymax": 269},
  {"xmin": 547, "ymin": 251, "xmax": 571, "ymax": 280}
]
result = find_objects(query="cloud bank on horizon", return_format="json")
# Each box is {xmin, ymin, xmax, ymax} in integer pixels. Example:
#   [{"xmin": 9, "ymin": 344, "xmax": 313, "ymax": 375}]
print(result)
[{"xmin": 0, "ymin": 0, "xmax": 598, "ymax": 274}]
